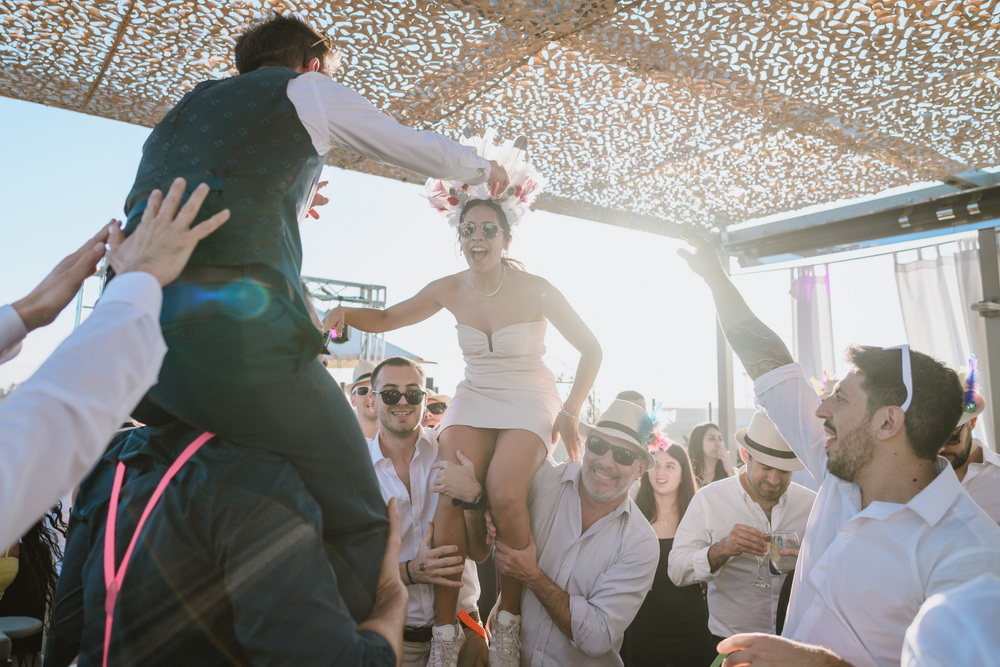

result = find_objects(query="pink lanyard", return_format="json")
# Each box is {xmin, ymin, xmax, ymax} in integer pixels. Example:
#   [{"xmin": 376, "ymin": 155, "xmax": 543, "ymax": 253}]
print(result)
[{"xmin": 102, "ymin": 431, "xmax": 214, "ymax": 667}]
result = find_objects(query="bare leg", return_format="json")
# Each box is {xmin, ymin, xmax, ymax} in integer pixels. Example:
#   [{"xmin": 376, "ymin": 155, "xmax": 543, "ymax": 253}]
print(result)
[
  {"xmin": 487, "ymin": 429, "xmax": 546, "ymax": 616},
  {"xmin": 432, "ymin": 425, "xmax": 497, "ymax": 626}
]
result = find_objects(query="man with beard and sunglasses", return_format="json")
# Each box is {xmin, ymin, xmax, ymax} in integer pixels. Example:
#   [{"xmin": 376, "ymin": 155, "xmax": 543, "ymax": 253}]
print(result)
[
  {"xmin": 680, "ymin": 236, "xmax": 1000, "ymax": 667},
  {"xmin": 436, "ymin": 399, "xmax": 658, "ymax": 666},
  {"xmin": 938, "ymin": 386, "xmax": 1000, "ymax": 523}
]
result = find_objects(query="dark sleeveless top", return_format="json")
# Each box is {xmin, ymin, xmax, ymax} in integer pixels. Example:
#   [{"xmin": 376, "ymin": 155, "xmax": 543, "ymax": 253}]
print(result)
[{"xmin": 622, "ymin": 538, "xmax": 716, "ymax": 667}]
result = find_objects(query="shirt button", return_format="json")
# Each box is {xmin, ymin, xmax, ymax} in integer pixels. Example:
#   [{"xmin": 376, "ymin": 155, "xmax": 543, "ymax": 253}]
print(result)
[{"xmin": 840, "ymin": 531, "xmax": 851, "ymax": 538}]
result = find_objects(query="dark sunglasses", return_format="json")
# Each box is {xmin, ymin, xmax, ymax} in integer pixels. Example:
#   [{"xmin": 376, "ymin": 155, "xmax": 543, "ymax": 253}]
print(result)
[
  {"xmin": 586, "ymin": 435, "xmax": 639, "ymax": 466},
  {"xmin": 426, "ymin": 402, "xmax": 448, "ymax": 415},
  {"xmin": 457, "ymin": 221, "xmax": 501, "ymax": 239},
  {"xmin": 351, "ymin": 385, "xmax": 371, "ymax": 396},
  {"xmin": 376, "ymin": 389, "xmax": 427, "ymax": 405}
]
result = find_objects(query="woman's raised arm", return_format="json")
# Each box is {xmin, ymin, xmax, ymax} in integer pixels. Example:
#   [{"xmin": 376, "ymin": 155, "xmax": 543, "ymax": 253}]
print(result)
[{"xmin": 322, "ymin": 278, "xmax": 447, "ymax": 334}]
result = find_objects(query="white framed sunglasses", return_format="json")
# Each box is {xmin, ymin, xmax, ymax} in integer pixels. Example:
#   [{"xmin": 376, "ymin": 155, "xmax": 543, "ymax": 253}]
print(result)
[{"xmin": 882, "ymin": 344, "xmax": 912, "ymax": 412}]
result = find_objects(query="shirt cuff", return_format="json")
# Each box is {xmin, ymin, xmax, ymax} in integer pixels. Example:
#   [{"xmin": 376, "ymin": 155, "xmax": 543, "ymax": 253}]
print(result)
[
  {"xmin": 693, "ymin": 545, "xmax": 715, "ymax": 581},
  {"xmin": 0, "ymin": 304, "xmax": 29, "ymax": 364},
  {"xmin": 100, "ymin": 272, "xmax": 163, "ymax": 319},
  {"xmin": 753, "ymin": 362, "xmax": 805, "ymax": 399}
]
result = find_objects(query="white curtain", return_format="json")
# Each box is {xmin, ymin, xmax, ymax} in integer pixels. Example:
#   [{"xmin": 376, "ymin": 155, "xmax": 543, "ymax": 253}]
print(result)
[
  {"xmin": 894, "ymin": 240, "xmax": 994, "ymax": 452},
  {"xmin": 790, "ymin": 265, "xmax": 836, "ymax": 390}
]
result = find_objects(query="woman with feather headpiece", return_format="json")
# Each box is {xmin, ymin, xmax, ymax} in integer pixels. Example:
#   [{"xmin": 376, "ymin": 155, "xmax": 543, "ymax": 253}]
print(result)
[{"xmin": 324, "ymin": 129, "xmax": 601, "ymax": 667}]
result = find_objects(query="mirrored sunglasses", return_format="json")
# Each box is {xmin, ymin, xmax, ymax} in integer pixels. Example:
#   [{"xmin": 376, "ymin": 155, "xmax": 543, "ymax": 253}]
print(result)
[
  {"xmin": 376, "ymin": 389, "xmax": 427, "ymax": 405},
  {"xmin": 426, "ymin": 402, "xmax": 448, "ymax": 415},
  {"xmin": 586, "ymin": 434, "xmax": 639, "ymax": 466},
  {"xmin": 457, "ymin": 221, "xmax": 501, "ymax": 239}
]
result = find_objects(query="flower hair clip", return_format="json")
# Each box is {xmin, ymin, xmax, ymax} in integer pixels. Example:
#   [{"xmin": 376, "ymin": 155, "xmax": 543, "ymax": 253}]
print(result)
[
  {"xmin": 646, "ymin": 432, "xmax": 675, "ymax": 453},
  {"xmin": 424, "ymin": 127, "xmax": 546, "ymax": 229}
]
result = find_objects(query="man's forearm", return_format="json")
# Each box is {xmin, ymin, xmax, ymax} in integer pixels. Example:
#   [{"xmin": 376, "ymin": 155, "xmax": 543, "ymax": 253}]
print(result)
[
  {"xmin": 702, "ymin": 271, "xmax": 794, "ymax": 381},
  {"xmin": 524, "ymin": 570, "xmax": 573, "ymax": 639},
  {"xmin": 707, "ymin": 541, "xmax": 732, "ymax": 573}
]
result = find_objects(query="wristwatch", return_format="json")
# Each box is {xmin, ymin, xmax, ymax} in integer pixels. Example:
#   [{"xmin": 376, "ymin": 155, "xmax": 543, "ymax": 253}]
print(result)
[{"xmin": 452, "ymin": 491, "xmax": 487, "ymax": 510}]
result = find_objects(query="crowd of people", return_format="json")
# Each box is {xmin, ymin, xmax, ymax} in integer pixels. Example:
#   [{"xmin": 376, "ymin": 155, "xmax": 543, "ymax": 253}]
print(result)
[{"xmin": 1, "ymin": 10, "xmax": 999, "ymax": 667}]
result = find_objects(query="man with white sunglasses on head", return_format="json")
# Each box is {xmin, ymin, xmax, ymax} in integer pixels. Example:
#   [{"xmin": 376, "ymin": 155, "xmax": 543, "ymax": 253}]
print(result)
[{"xmin": 680, "ymin": 236, "xmax": 1000, "ymax": 667}]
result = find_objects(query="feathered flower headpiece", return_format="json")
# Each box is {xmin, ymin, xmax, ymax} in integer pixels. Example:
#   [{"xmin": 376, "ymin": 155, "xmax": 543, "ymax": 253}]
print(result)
[
  {"xmin": 424, "ymin": 127, "xmax": 546, "ymax": 229},
  {"xmin": 959, "ymin": 355, "xmax": 986, "ymax": 425},
  {"xmin": 640, "ymin": 403, "xmax": 676, "ymax": 450}
]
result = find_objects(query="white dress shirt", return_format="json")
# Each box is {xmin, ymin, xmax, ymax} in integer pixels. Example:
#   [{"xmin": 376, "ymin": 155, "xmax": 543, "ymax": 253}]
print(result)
[
  {"xmin": 0, "ymin": 272, "xmax": 166, "ymax": 546},
  {"xmin": 902, "ymin": 573, "xmax": 1000, "ymax": 666},
  {"xmin": 367, "ymin": 427, "xmax": 479, "ymax": 626},
  {"xmin": 755, "ymin": 363, "xmax": 1000, "ymax": 667},
  {"xmin": 286, "ymin": 73, "xmax": 490, "ymax": 181},
  {"xmin": 960, "ymin": 438, "xmax": 1000, "ymax": 523},
  {"xmin": 520, "ymin": 459, "xmax": 659, "ymax": 667},
  {"xmin": 668, "ymin": 471, "xmax": 815, "ymax": 637}
]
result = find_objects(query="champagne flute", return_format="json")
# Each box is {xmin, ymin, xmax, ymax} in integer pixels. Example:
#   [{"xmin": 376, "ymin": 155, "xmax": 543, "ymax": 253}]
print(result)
[
  {"xmin": 749, "ymin": 520, "xmax": 771, "ymax": 588},
  {"xmin": 768, "ymin": 530, "xmax": 800, "ymax": 574}
]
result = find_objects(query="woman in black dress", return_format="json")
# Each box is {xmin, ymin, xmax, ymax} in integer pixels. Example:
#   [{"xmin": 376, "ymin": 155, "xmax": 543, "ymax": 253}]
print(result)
[{"xmin": 623, "ymin": 436, "xmax": 716, "ymax": 667}]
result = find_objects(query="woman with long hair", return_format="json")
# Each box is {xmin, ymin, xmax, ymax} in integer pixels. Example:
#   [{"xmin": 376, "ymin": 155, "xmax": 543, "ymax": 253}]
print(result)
[
  {"xmin": 323, "ymin": 131, "xmax": 601, "ymax": 667},
  {"xmin": 623, "ymin": 437, "xmax": 715, "ymax": 666},
  {"xmin": 687, "ymin": 421, "xmax": 735, "ymax": 486},
  {"xmin": 0, "ymin": 503, "xmax": 68, "ymax": 660}
]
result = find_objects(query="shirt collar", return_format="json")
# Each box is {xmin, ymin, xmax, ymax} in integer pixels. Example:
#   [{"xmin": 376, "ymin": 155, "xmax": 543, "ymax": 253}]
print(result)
[
  {"xmin": 368, "ymin": 426, "xmax": 438, "ymax": 467},
  {"xmin": 846, "ymin": 458, "xmax": 964, "ymax": 525}
]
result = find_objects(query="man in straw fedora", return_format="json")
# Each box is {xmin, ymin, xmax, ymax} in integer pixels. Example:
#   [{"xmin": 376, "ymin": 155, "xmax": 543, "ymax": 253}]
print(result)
[
  {"xmin": 670, "ymin": 411, "xmax": 815, "ymax": 644},
  {"xmin": 435, "ymin": 399, "xmax": 659, "ymax": 666}
]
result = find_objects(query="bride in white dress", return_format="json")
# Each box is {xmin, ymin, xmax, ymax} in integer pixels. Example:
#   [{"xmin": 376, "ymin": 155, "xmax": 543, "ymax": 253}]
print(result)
[{"xmin": 324, "ymin": 131, "xmax": 600, "ymax": 665}]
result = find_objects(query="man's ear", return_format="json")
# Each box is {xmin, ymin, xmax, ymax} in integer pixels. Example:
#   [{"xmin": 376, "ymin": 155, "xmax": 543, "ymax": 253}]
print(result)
[
  {"xmin": 306, "ymin": 57, "xmax": 322, "ymax": 73},
  {"xmin": 874, "ymin": 405, "xmax": 906, "ymax": 441},
  {"xmin": 739, "ymin": 446, "xmax": 749, "ymax": 464}
]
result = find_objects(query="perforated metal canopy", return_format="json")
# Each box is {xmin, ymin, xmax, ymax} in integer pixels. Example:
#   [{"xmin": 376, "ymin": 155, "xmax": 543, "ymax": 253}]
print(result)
[{"xmin": 3, "ymin": 0, "xmax": 999, "ymax": 236}]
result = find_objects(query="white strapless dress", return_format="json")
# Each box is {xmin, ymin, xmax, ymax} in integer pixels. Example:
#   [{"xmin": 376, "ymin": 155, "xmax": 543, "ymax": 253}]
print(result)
[{"xmin": 437, "ymin": 320, "xmax": 561, "ymax": 450}]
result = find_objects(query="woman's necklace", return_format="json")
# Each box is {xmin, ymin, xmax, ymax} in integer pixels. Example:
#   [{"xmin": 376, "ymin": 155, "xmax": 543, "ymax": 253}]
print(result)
[{"xmin": 467, "ymin": 266, "xmax": 507, "ymax": 297}]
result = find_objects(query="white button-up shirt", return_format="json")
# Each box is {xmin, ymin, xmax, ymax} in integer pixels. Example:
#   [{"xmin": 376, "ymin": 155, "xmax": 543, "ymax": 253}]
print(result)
[
  {"xmin": 961, "ymin": 438, "xmax": 1000, "ymax": 523},
  {"xmin": 668, "ymin": 471, "xmax": 815, "ymax": 636},
  {"xmin": 520, "ymin": 459, "xmax": 658, "ymax": 667},
  {"xmin": 0, "ymin": 272, "xmax": 166, "ymax": 547},
  {"xmin": 902, "ymin": 573, "xmax": 1000, "ymax": 666},
  {"xmin": 755, "ymin": 363, "xmax": 1000, "ymax": 667},
  {"xmin": 367, "ymin": 427, "xmax": 479, "ymax": 627}
]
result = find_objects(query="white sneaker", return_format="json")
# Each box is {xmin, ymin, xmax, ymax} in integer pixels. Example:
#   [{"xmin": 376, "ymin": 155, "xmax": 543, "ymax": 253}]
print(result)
[
  {"xmin": 488, "ymin": 611, "xmax": 521, "ymax": 667},
  {"xmin": 428, "ymin": 623, "xmax": 465, "ymax": 667}
]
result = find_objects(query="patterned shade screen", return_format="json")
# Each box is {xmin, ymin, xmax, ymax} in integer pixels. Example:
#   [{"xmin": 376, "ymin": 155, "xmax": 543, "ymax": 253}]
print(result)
[{"xmin": 3, "ymin": 0, "xmax": 998, "ymax": 236}]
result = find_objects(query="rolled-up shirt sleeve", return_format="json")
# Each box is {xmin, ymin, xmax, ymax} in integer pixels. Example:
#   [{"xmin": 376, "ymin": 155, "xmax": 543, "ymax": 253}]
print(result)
[
  {"xmin": 287, "ymin": 72, "xmax": 490, "ymax": 183},
  {"xmin": 668, "ymin": 492, "xmax": 716, "ymax": 586},
  {"xmin": 0, "ymin": 272, "xmax": 166, "ymax": 546},
  {"xmin": 568, "ymin": 536, "xmax": 658, "ymax": 657},
  {"xmin": 753, "ymin": 363, "xmax": 828, "ymax": 483}
]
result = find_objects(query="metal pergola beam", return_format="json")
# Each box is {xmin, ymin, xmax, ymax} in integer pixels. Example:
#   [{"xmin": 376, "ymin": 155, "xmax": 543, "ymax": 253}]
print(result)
[{"xmin": 724, "ymin": 173, "xmax": 1000, "ymax": 267}]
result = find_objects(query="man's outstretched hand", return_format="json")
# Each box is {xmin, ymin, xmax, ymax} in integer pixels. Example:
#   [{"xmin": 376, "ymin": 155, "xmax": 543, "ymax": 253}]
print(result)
[
  {"xmin": 108, "ymin": 177, "xmax": 230, "ymax": 286},
  {"xmin": 12, "ymin": 226, "xmax": 113, "ymax": 333},
  {"xmin": 677, "ymin": 233, "xmax": 727, "ymax": 281}
]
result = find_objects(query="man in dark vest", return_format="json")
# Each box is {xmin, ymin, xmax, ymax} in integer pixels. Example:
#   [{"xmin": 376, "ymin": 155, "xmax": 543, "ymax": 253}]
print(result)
[{"xmin": 120, "ymin": 13, "xmax": 508, "ymax": 623}]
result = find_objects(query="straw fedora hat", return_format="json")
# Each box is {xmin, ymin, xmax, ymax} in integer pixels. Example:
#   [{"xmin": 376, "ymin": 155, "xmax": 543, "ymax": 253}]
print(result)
[
  {"xmin": 579, "ymin": 399, "xmax": 656, "ymax": 466},
  {"xmin": 735, "ymin": 411, "xmax": 804, "ymax": 472}
]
